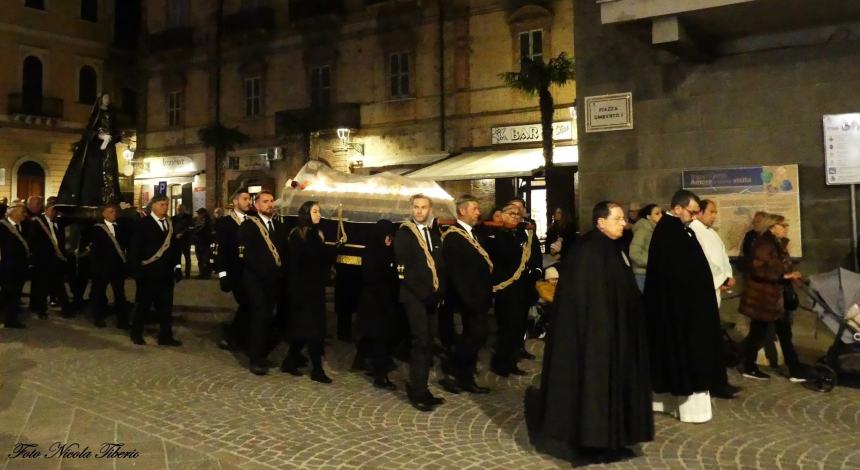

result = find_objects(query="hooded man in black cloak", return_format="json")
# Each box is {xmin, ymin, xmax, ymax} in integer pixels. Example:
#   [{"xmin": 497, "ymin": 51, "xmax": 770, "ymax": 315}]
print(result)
[
  {"xmin": 525, "ymin": 201, "xmax": 654, "ymax": 464},
  {"xmin": 57, "ymin": 93, "xmax": 122, "ymax": 207}
]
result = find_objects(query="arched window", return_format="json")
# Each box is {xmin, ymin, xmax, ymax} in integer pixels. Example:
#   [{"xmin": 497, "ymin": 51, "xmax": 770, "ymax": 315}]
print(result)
[
  {"xmin": 79, "ymin": 66, "xmax": 98, "ymax": 104},
  {"xmin": 81, "ymin": 0, "xmax": 98, "ymax": 22},
  {"xmin": 17, "ymin": 161, "xmax": 46, "ymax": 200},
  {"xmin": 22, "ymin": 56, "xmax": 43, "ymax": 114}
]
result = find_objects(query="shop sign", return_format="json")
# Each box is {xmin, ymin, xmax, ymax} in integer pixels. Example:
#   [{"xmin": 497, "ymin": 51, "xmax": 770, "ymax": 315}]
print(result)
[
  {"xmin": 491, "ymin": 121, "xmax": 573, "ymax": 145},
  {"xmin": 584, "ymin": 92, "xmax": 633, "ymax": 133},
  {"xmin": 134, "ymin": 156, "xmax": 196, "ymax": 178},
  {"xmin": 238, "ymin": 155, "xmax": 268, "ymax": 171}
]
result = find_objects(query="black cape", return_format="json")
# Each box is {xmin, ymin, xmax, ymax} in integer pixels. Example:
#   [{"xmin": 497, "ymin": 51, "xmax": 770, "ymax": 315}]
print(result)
[
  {"xmin": 644, "ymin": 214, "xmax": 727, "ymax": 395},
  {"xmin": 356, "ymin": 225, "xmax": 398, "ymax": 340},
  {"xmin": 525, "ymin": 229, "xmax": 654, "ymax": 457},
  {"xmin": 57, "ymin": 95, "xmax": 122, "ymax": 207}
]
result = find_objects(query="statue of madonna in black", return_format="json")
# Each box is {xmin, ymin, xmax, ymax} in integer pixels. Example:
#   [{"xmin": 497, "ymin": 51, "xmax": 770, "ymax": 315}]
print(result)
[{"xmin": 57, "ymin": 93, "xmax": 122, "ymax": 208}]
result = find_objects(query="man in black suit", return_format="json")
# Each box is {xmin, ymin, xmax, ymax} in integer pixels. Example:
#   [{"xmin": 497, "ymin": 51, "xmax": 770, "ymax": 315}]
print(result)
[
  {"xmin": 172, "ymin": 204, "xmax": 194, "ymax": 279},
  {"xmin": 507, "ymin": 198, "xmax": 543, "ymax": 360},
  {"xmin": 28, "ymin": 200, "xmax": 73, "ymax": 319},
  {"xmin": 128, "ymin": 195, "xmax": 182, "ymax": 346},
  {"xmin": 89, "ymin": 203, "xmax": 129, "ymax": 328},
  {"xmin": 394, "ymin": 194, "xmax": 446, "ymax": 411},
  {"xmin": 441, "ymin": 195, "xmax": 492, "ymax": 394},
  {"xmin": 214, "ymin": 189, "xmax": 251, "ymax": 350},
  {"xmin": 1, "ymin": 204, "xmax": 31, "ymax": 328},
  {"xmin": 239, "ymin": 190, "xmax": 288, "ymax": 375}
]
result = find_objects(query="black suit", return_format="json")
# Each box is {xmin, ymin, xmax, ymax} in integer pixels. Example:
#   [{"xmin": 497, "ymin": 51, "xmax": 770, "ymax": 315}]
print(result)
[
  {"xmin": 27, "ymin": 215, "xmax": 71, "ymax": 315},
  {"xmin": 0, "ymin": 220, "xmax": 30, "ymax": 326},
  {"xmin": 89, "ymin": 221, "xmax": 129, "ymax": 325},
  {"xmin": 214, "ymin": 213, "xmax": 249, "ymax": 347},
  {"xmin": 442, "ymin": 223, "xmax": 492, "ymax": 382},
  {"xmin": 393, "ymin": 221, "xmax": 444, "ymax": 398},
  {"xmin": 239, "ymin": 216, "xmax": 288, "ymax": 365},
  {"xmin": 128, "ymin": 215, "xmax": 180, "ymax": 341},
  {"xmin": 487, "ymin": 226, "xmax": 531, "ymax": 372}
]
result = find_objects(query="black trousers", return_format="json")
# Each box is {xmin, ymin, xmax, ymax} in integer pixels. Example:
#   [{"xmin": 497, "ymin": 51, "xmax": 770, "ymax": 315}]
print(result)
[
  {"xmin": 492, "ymin": 287, "xmax": 525, "ymax": 371},
  {"xmin": 131, "ymin": 278, "xmax": 175, "ymax": 340},
  {"xmin": 195, "ymin": 243, "xmax": 211, "ymax": 277},
  {"xmin": 70, "ymin": 257, "xmax": 90, "ymax": 306},
  {"xmin": 225, "ymin": 282, "xmax": 250, "ymax": 349},
  {"xmin": 245, "ymin": 277, "xmax": 280, "ymax": 364},
  {"xmin": 288, "ymin": 339, "xmax": 325, "ymax": 370},
  {"xmin": 437, "ymin": 300, "xmax": 456, "ymax": 352},
  {"xmin": 743, "ymin": 314, "xmax": 801, "ymax": 374},
  {"xmin": 452, "ymin": 303, "xmax": 489, "ymax": 381},
  {"xmin": 30, "ymin": 268, "xmax": 70, "ymax": 314},
  {"xmin": 403, "ymin": 295, "xmax": 436, "ymax": 397},
  {"xmin": 180, "ymin": 243, "xmax": 192, "ymax": 278},
  {"xmin": 356, "ymin": 337, "xmax": 391, "ymax": 379},
  {"xmin": 90, "ymin": 275, "xmax": 128, "ymax": 323},
  {"xmin": 3, "ymin": 280, "xmax": 24, "ymax": 325}
]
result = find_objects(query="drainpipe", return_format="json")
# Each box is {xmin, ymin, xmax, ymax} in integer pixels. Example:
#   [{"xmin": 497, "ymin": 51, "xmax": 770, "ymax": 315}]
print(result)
[{"xmin": 438, "ymin": 0, "xmax": 446, "ymax": 152}]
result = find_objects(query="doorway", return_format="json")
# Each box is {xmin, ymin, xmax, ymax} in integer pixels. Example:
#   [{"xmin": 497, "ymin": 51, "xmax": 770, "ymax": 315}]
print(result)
[{"xmin": 17, "ymin": 161, "xmax": 45, "ymax": 200}]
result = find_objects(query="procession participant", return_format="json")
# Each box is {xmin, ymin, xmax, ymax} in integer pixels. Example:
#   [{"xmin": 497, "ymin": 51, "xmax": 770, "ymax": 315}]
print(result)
[
  {"xmin": 214, "ymin": 189, "xmax": 251, "ymax": 350},
  {"xmin": 1, "ymin": 204, "xmax": 31, "ymax": 328},
  {"xmin": 128, "ymin": 195, "xmax": 183, "ymax": 346},
  {"xmin": 645, "ymin": 190, "xmax": 739, "ymax": 425},
  {"xmin": 689, "ymin": 199, "xmax": 735, "ymax": 307},
  {"xmin": 239, "ymin": 191, "xmax": 288, "ymax": 376},
  {"xmin": 441, "ymin": 195, "xmax": 492, "ymax": 394},
  {"xmin": 488, "ymin": 204, "xmax": 532, "ymax": 376},
  {"xmin": 282, "ymin": 201, "xmax": 335, "ymax": 384},
  {"xmin": 507, "ymin": 197, "xmax": 542, "ymax": 360},
  {"xmin": 172, "ymin": 204, "xmax": 194, "ymax": 280},
  {"xmin": 193, "ymin": 208, "xmax": 213, "ymax": 279},
  {"xmin": 394, "ymin": 194, "xmax": 446, "ymax": 411},
  {"xmin": 526, "ymin": 201, "xmax": 653, "ymax": 464},
  {"xmin": 89, "ymin": 203, "xmax": 130, "ymax": 328},
  {"xmin": 356, "ymin": 219, "xmax": 399, "ymax": 390},
  {"xmin": 28, "ymin": 199, "xmax": 73, "ymax": 319}
]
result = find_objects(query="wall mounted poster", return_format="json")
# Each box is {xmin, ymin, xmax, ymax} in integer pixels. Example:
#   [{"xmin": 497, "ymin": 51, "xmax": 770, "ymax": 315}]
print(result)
[
  {"xmin": 682, "ymin": 164, "xmax": 802, "ymax": 257},
  {"xmin": 823, "ymin": 113, "xmax": 860, "ymax": 185}
]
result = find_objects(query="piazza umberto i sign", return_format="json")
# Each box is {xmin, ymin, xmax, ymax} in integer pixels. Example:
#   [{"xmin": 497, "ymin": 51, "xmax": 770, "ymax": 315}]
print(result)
[
  {"xmin": 491, "ymin": 121, "xmax": 575, "ymax": 145},
  {"xmin": 584, "ymin": 92, "xmax": 633, "ymax": 133}
]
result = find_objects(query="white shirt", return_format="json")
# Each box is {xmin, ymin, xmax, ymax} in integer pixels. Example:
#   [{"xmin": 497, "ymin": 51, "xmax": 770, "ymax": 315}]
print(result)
[
  {"xmin": 689, "ymin": 219, "xmax": 733, "ymax": 290},
  {"xmin": 457, "ymin": 219, "xmax": 475, "ymax": 240},
  {"xmin": 234, "ymin": 209, "xmax": 247, "ymax": 222},
  {"xmin": 415, "ymin": 219, "xmax": 433, "ymax": 251},
  {"xmin": 103, "ymin": 219, "xmax": 117, "ymax": 237},
  {"xmin": 45, "ymin": 215, "xmax": 58, "ymax": 243},
  {"xmin": 7, "ymin": 217, "xmax": 21, "ymax": 233},
  {"xmin": 150, "ymin": 212, "xmax": 168, "ymax": 231},
  {"xmin": 259, "ymin": 214, "xmax": 274, "ymax": 231}
]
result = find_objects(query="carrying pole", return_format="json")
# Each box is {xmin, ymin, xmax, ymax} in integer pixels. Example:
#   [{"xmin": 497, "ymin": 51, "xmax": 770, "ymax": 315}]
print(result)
[{"xmin": 852, "ymin": 184, "xmax": 858, "ymax": 271}]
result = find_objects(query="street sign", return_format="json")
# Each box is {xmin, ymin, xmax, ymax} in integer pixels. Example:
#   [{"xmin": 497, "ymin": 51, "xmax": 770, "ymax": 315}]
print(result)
[
  {"xmin": 823, "ymin": 113, "xmax": 860, "ymax": 185},
  {"xmin": 157, "ymin": 181, "xmax": 167, "ymax": 195}
]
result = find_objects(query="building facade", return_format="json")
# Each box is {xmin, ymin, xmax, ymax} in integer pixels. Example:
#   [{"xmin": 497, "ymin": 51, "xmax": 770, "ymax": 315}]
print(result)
[
  {"xmin": 139, "ymin": 0, "xmax": 576, "ymax": 231},
  {"xmin": 0, "ymin": 0, "xmax": 139, "ymax": 203},
  {"xmin": 574, "ymin": 0, "xmax": 860, "ymax": 272}
]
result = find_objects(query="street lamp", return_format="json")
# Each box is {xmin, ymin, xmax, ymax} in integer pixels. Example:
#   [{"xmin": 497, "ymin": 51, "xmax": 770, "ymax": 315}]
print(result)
[{"xmin": 336, "ymin": 127, "xmax": 365, "ymax": 156}]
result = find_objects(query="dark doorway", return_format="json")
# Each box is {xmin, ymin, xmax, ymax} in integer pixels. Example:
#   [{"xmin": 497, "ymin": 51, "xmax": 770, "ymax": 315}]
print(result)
[
  {"xmin": 22, "ymin": 56, "xmax": 43, "ymax": 114},
  {"xmin": 17, "ymin": 161, "xmax": 45, "ymax": 200}
]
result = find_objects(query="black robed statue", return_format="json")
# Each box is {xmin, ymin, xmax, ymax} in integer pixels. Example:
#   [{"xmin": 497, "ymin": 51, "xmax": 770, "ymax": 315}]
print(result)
[{"xmin": 57, "ymin": 93, "xmax": 122, "ymax": 207}]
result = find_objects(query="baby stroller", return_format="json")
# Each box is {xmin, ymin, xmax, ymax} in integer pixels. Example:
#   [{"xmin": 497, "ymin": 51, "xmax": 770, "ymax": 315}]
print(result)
[{"xmin": 798, "ymin": 268, "xmax": 860, "ymax": 392}]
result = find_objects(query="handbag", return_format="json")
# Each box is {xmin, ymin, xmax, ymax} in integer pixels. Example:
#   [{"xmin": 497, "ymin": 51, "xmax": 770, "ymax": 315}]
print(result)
[{"xmin": 783, "ymin": 284, "xmax": 799, "ymax": 311}]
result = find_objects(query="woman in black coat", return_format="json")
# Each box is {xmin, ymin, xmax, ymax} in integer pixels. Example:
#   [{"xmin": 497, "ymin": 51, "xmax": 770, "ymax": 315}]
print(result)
[
  {"xmin": 281, "ymin": 201, "xmax": 336, "ymax": 383},
  {"xmin": 354, "ymin": 220, "xmax": 398, "ymax": 390}
]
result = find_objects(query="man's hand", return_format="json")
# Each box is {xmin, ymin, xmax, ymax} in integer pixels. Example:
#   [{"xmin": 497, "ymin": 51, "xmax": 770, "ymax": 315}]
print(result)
[{"xmin": 726, "ymin": 277, "xmax": 736, "ymax": 288}]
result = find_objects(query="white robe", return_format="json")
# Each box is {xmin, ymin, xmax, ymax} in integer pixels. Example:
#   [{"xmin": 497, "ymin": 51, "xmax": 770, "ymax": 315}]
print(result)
[{"xmin": 689, "ymin": 219, "xmax": 733, "ymax": 307}]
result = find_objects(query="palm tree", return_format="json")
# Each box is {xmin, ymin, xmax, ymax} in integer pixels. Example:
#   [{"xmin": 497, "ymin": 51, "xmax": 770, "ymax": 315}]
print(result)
[{"xmin": 501, "ymin": 52, "xmax": 575, "ymax": 228}]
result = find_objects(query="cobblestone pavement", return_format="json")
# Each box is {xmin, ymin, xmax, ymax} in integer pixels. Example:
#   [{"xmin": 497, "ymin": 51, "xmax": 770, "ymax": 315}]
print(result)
[{"xmin": 1, "ymin": 278, "xmax": 860, "ymax": 469}]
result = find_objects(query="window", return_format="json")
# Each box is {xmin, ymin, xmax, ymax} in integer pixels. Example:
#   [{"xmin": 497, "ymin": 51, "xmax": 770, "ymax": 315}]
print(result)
[
  {"xmin": 310, "ymin": 65, "xmax": 331, "ymax": 109},
  {"xmin": 244, "ymin": 77, "xmax": 261, "ymax": 117},
  {"xmin": 25, "ymin": 0, "xmax": 45, "ymax": 10},
  {"xmin": 81, "ymin": 0, "xmax": 98, "ymax": 21},
  {"xmin": 519, "ymin": 29, "xmax": 543, "ymax": 63},
  {"xmin": 167, "ymin": 91, "xmax": 182, "ymax": 127},
  {"xmin": 78, "ymin": 66, "xmax": 98, "ymax": 104},
  {"xmin": 389, "ymin": 52, "xmax": 410, "ymax": 98},
  {"xmin": 22, "ymin": 56, "xmax": 43, "ymax": 113},
  {"xmin": 166, "ymin": 0, "xmax": 189, "ymax": 28}
]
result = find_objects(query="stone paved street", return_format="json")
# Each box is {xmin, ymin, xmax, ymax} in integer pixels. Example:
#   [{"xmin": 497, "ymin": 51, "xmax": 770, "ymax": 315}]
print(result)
[{"xmin": 1, "ymin": 278, "xmax": 860, "ymax": 469}]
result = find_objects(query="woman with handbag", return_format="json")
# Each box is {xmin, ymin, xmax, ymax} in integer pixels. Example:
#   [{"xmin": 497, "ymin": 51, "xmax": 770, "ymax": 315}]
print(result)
[{"xmin": 738, "ymin": 213, "xmax": 807, "ymax": 382}]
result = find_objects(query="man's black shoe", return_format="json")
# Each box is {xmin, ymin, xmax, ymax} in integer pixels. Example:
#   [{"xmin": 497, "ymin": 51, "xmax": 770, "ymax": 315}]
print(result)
[
  {"xmin": 458, "ymin": 380, "xmax": 490, "ymax": 394},
  {"xmin": 217, "ymin": 338, "xmax": 233, "ymax": 350},
  {"xmin": 130, "ymin": 335, "xmax": 146, "ymax": 345},
  {"xmin": 158, "ymin": 338, "xmax": 182, "ymax": 347},
  {"xmin": 310, "ymin": 370, "xmax": 333, "ymax": 384},
  {"xmin": 297, "ymin": 355, "xmax": 309, "ymax": 367},
  {"xmin": 33, "ymin": 311, "xmax": 47, "ymax": 319},
  {"xmin": 117, "ymin": 321, "xmax": 130, "ymax": 330},
  {"xmin": 281, "ymin": 358, "xmax": 303, "ymax": 376},
  {"xmin": 4, "ymin": 321, "xmax": 26, "ymax": 329},
  {"xmin": 427, "ymin": 394, "xmax": 445, "ymax": 406},
  {"xmin": 510, "ymin": 366, "xmax": 528, "ymax": 376},
  {"xmin": 250, "ymin": 363, "xmax": 268, "ymax": 376},
  {"xmin": 409, "ymin": 396, "xmax": 434, "ymax": 412},
  {"xmin": 373, "ymin": 377, "xmax": 397, "ymax": 390},
  {"xmin": 711, "ymin": 384, "xmax": 741, "ymax": 399},
  {"xmin": 438, "ymin": 377, "xmax": 461, "ymax": 394},
  {"xmin": 491, "ymin": 365, "xmax": 511, "ymax": 377},
  {"xmin": 94, "ymin": 319, "xmax": 107, "ymax": 328}
]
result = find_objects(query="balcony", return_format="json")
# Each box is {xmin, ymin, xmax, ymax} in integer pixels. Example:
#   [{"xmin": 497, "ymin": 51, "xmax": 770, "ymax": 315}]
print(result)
[
  {"xmin": 289, "ymin": 0, "xmax": 344, "ymax": 22},
  {"xmin": 146, "ymin": 27, "xmax": 194, "ymax": 53},
  {"xmin": 275, "ymin": 103, "xmax": 361, "ymax": 135},
  {"xmin": 223, "ymin": 6, "xmax": 276, "ymax": 36},
  {"xmin": 8, "ymin": 93, "xmax": 63, "ymax": 119}
]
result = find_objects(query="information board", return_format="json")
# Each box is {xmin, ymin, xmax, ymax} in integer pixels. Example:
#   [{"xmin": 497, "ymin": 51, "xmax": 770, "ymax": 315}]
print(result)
[
  {"xmin": 823, "ymin": 113, "xmax": 860, "ymax": 185},
  {"xmin": 682, "ymin": 165, "xmax": 802, "ymax": 258}
]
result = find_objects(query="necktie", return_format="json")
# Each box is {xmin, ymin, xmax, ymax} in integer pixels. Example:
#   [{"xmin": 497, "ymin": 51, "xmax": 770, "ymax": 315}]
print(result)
[
  {"xmin": 15, "ymin": 224, "xmax": 21, "ymax": 234},
  {"xmin": 267, "ymin": 220, "xmax": 274, "ymax": 234},
  {"xmin": 111, "ymin": 223, "xmax": 117, "ymax": 236},
  {"xmin": 423, "ymin": 227, "xmax": 433, "ymax": 252},
  {"xmin": 160, "ymin": 219, "xmax": 167, "ymax": 232}
]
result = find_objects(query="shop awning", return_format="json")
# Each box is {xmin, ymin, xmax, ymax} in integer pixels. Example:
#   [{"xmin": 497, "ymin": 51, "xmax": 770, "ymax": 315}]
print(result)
[
  {"xmin": 406, "ymin": 145, "xmax": 577, "ymax": 181},
  {"xmin": 362, "ymin": 152, "xmax": 449, "ymax": 169}
]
